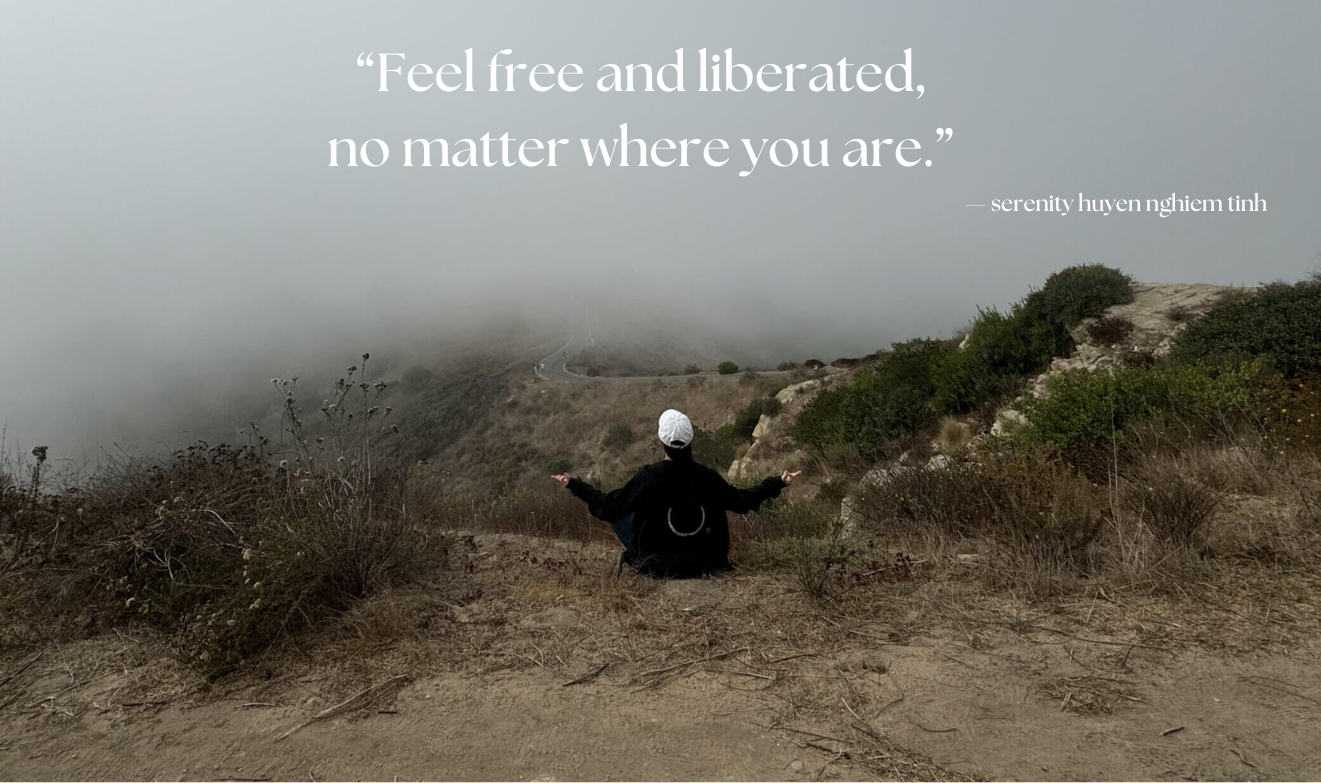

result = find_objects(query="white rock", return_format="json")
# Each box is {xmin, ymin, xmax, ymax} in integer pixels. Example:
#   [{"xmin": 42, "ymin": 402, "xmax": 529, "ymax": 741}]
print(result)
[
  {"xmin": 927, "ymin": 454, "xmax": 955, "ymax": 470},
  {"xmin": 991, "ymin": 409, "xmax": 1028, "ymax": 438},
  {"xmin": 775, "ymin": 379, "xmax": 821, "ymax": 405}
]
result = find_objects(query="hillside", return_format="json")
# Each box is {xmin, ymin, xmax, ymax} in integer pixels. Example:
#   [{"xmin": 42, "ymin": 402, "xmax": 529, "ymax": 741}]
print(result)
[
  {"xmin": 3, "ymin": 268, "xmax": 1320, "ymax": 781},
  {"xmin": 438, "ymin": 372, "xmax": 795, "ymax": 497}
]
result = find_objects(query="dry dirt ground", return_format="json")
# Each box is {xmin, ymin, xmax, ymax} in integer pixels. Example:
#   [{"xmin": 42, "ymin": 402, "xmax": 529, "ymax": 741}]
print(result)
[{"xmin": 2, "ymin": 534, "xmax": 1320, "ymax": 782}]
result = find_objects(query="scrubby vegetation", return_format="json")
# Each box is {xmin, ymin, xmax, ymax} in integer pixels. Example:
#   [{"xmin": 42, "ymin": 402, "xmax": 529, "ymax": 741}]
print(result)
[
  {"xmin": 794, "ymin": 265, "xmax": 1138, "ymax": 461},
  {"xmin": 1, "ymin": 359, "xmax": 449, "ymax": 678},
  {"xmin": 1020, "ymin": 361, "xmax": 1269, "ymax": 447},
  {"xmin": 1085, "ymin": 315, "xmax": 1136, "ymax": 346},
  {"xmin": 1171, "ymin": 278, "xmax": 1321, "ymax": 376},
  {"xmin": 782, "ymin": 267, "xmax": 1320, "ymax": 605},
  {"xmin": 860, "ymin": 452, "xmax": 1102, "ymax": 572},
  {"xmin": 717, "ymin": 361, "xmax": 740, "ymax": 375},
  {"xmin": 932, "ymin": 264, "xmax": 1136, "ymax": 414},
  {"xmin": 794, "ymin": 339, "xmax": 951, "ymax": 461},
  {"xmin": 388, "ymin": 358, "xmax": 510, "ymax": 462},
  {"xmin": 691, "ymin": 424, "xmax": 737, "ymax": 469},
  {"xmin": 733, "ymin": 398, "xmax": 765, "ymax": 441},
  {"xmin": 601, "ymin": 422, "xmax": 636, "ymax": 451}
]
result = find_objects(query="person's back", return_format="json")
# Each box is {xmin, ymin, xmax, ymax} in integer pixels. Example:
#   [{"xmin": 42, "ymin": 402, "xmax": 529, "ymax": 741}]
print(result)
[{"xmin": 554, "ymin": 409, "xmax": 800, "ymax": 578}]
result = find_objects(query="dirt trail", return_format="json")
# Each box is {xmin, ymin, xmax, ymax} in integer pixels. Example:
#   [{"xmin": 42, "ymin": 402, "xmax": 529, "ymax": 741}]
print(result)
[
  {"xmin": 3, "ymin": 638, "xmax": 1318, "ymax": 780},
  {"xmin": 3, "ymin": 537, "xmax": 1320, "ymax": 781}
]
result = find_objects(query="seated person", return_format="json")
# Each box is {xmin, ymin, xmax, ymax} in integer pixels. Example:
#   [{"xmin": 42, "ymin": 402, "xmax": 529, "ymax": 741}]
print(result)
[{"xmin": 553, "ymin": 409, "xmax": 801, "ymax": 578}]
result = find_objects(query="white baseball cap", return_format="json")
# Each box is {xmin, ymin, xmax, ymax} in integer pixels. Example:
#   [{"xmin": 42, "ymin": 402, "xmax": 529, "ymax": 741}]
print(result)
[{"xmin": 658, "ymin": 409, "xmax": 694, "ymax": 448}]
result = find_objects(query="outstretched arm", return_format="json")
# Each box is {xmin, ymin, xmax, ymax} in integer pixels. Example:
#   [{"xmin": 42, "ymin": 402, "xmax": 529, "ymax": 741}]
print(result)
[
  {"xmin": 554, "ymin": 470, "xmax": 648, "ymax": 522},
  {"xmin": 720, "ymin": 470, "xmax": 801, "ymax": 514}
]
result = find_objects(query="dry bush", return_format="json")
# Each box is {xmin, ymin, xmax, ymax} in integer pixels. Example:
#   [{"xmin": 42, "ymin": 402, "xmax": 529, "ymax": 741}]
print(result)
[
  {"xmin": 1, "ymin": 357, "xmax": 451, "ymax": 679},
  {"xmin": 1145, "ymin": 439, "xmax": 1277, "ymax": 496},
  {"xmin": 862, "ymin": 464, "xmax": 983, "ymax": 534},
  {"xmin": 1166, "ymin": 304, "xmax": 1194, "ymax": 324},
  {"xmin": 1085, "ymin": 315, "xmax": 1136, "ymax": 346},
  {"xmin": 1123, "ymin": 457, "xmax": 1218, "ymax": 548},
  {"xmin": 785, "ymin": 532, "xmax": 849, "ymax": 602},
  {"xmin": 979, "ymin": 455, "xmax": 1102, "ymax": 574},
  {"xmin": 861, "ymin": 454, "xmax": 1100, "ymax": 564},
  {"xmin": 444, "ymin": 372, "xmax": 782, "ymax": 496},
  {"xmin": 849, "ymin": 453, "xmax": 1102, "ymax": 595},
  {"xmin": 935, "ymin": 418, "xmax": 973, "ymax": 454},
  {"xmin": 473, "ymin": 489, "xmax": 598, "ymax": 541}
]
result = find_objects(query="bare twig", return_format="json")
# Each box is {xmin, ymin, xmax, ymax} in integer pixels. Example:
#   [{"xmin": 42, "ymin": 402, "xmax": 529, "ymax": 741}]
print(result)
[
  {"xmin": 0, "ymin": 651, "xmax": 45, "ymax": 691},
  {"xmin": 910, "ymin": 719, "xmax": 959, "ymax": 733},
  {"xmin": 766, "ymin": 652, "xmax": 819, "ymax": 664},
  {"xmin": 562, "ymin": 663, "xmax": 608, "ymax": 687},
  {"xmin": 1229, "ymin": 747, "xmax": 1258, "ymax": 770},
  {"xmin": 1239, "ymin": 676, "xmax": 1320, "ymax": 705},
  {"xmin": 274, "ymin": 675, "xmax": 408, "ymax": 742},
  {"xmin": 1020, "ymin": 624, "xmax": 1169, "ymax": 650},
  {"xmin": 636, "ymin": 647, "xmax": 749, "ymax": 680}
]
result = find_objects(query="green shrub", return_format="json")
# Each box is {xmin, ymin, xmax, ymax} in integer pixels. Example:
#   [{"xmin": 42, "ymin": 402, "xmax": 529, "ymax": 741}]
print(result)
[
  {"xmin": 1021, "ymin": 264, "xmax": 1136, "ymax": 329},
  {"xmin": 733, "ymin": 399, "xmax": 765, "ymax": 441},
  {"xmin": 546, "ymin": 455, "xmax": 572, "ymax": 474},
  {"xmin": 684, "ymin": 363, "xmax": 701, "ymax": 375},
  {"xmin": 794, "ymin": 264, "xmax": 1137, "ymax": 455},
  {"xmin": 795, "ymin": 340, "xmax": 949, "ymax": 461},
  {"xmin": 691, "ymin": 424, "xmax": 736, "ymax": 470},
  {"xmin": 1020, "ymin": 361, "xmax": 1268, "ymax": 447},
  {"xmin": 932, "ymin": 308, "xmax": 1051, "ymax": 413},
  {"xmin": 717, "ymin": 361, "xmax": 740, "ymax": 375},
  {"xmin": 932, "ymin": 266, "xmax": 1133, "ymax": 414},
  {"xmin": 1171, "ymin": 279, "xmax": 1321, "ymax": 377},
  {"xmin": 601, "ymin": 422, "xmax": 636, "ymax": 451}
]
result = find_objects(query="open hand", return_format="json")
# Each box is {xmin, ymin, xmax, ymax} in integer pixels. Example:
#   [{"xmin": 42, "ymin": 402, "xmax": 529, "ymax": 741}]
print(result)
[
  {"xmin": 551, "ymin": 473, "xmax": 570, "ymax": 487},
  {"xmin": 781, "ymin": 470, "xmax": 802, "ymax": 486}
]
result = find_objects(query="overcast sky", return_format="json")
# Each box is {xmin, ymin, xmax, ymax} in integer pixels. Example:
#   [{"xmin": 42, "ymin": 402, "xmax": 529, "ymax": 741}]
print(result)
[{"xmin": 3, "ymin": 1, "xmax": 1320, "ymax": 453}]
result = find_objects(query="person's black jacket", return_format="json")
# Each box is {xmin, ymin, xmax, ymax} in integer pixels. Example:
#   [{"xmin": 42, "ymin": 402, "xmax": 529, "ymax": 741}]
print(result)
[{"xmin": 566, "ymin": 460, "xmax": 786, "ymax": 578}]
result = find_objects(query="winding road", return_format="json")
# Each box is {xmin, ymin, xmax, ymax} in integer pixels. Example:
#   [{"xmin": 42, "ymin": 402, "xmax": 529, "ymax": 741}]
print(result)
[{"xmin": 534, "ymin": 323, "xmax": 834, "ymax": 385}]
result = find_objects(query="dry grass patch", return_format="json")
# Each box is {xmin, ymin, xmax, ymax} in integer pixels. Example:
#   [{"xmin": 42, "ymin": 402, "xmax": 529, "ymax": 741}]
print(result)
[
  {"xmin": 442, "ymin": 375, "xmax": 788, "ymax": 495},
  {"xmin": 1042, "ymin": 674, "xmax": 1139, "ymax": 715}
]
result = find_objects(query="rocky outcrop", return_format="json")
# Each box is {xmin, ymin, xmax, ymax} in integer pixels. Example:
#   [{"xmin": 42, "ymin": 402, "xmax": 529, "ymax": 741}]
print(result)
[
  {"xmin": 992, "ymin": 282, "xmax": 1248, "ymax": 433},
  {"xmin": 844, "ymin": 282, "xmax": 1248, "ymax": 534},
  {"xmin": 727, "ymin": 374, "xmax": 847, "ymax": 482},
  {"xmin": 1031, "ymin": 282, "xmax": 1244, "ymax": 393}
]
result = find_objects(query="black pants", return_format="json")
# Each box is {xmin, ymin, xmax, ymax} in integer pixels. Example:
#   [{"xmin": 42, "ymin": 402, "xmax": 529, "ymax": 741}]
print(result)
[{"xmin": 609, "ymin": 514, "xmax": 634, "ymax": 546}]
